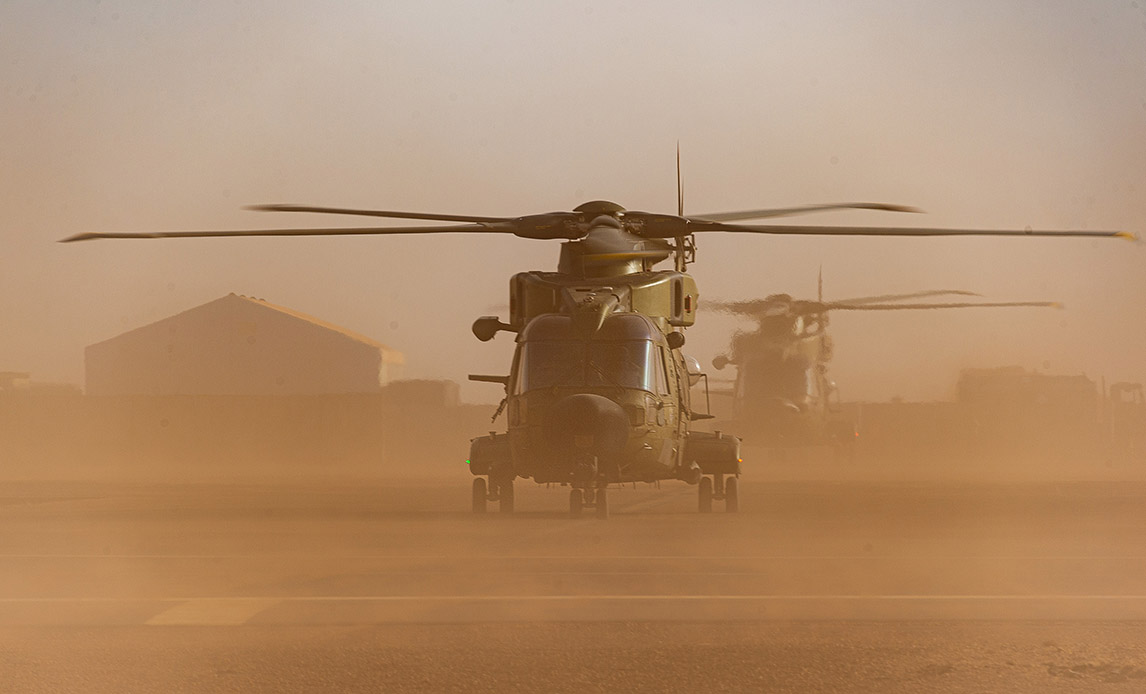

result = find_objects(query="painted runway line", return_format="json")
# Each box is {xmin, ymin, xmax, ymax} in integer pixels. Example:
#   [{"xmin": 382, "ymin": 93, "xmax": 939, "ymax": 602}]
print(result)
[
  {"xmin": 5, "ymin": 553, "xmax": 1146, "ymax": 560},
  {"xmin": 7, "ymin": 594, "xmax": 1146, "ymax": 625},
  {"xmin": 145, "ymin": 598, "xmax": 282, "ymax": 626},
  {"xmin": 7, "ymin": 594, "xmax": 1146, "ymax": 603}
]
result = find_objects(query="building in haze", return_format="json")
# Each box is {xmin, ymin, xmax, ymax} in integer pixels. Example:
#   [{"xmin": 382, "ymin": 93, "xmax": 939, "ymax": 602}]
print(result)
[
  {"xmin": 0, "ymin": 372, "xmax": 31, "ymax": 393},
  {"xmin": 85, "ymin": 294, "xmax": 404, "ymax": 395},
  {"xmin": 955, "ymin": 365, "xmax": 1099, "ymax": 447}
]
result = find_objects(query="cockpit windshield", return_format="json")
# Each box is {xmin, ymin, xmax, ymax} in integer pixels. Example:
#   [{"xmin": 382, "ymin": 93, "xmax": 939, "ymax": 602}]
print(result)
[{"xmin": 517, "ymin": 340, "xmax": 656, "ymax": 393}]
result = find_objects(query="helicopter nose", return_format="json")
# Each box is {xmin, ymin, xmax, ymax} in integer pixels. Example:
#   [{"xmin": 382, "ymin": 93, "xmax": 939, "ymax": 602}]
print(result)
[{"xmin": 545, "ymin": 394, "xmax": 630, "ymax": 461}]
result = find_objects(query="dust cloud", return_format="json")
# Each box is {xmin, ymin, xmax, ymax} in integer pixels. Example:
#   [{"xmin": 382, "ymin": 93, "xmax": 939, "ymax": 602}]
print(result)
[{"xmin": 2, "ymin": 2, "xmax": 1146, "ymax": 692}]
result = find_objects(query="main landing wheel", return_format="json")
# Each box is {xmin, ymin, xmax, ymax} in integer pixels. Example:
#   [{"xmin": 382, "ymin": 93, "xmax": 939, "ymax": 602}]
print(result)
[
  {"xmin": 725, "ymin": 476, "xmax": 739, "ymax": 513},
  {"xmin": 472, "ymin": 478, "xmax": 487, "ymax": 514},
  {"xmin": 698, "ymin": 477, "xmax": 713, "ymax": 513},
  {"xmin": 499, "ymin": 480, "xmax": 515, "ymax": 514},
  {"xmin": 569, "ymin": 488, "xmax": 584, "ymax": 517},
  {"xmin": 595, "ymin": 487, "xmax": 609, "ymax": 519}
]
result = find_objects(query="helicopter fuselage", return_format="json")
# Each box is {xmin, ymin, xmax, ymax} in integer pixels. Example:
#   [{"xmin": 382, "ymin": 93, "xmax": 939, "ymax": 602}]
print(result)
[
  {"xmin": 468, "ymin": 269, "xmax": 741, "ymax": 499},
  {"xmin": 719, "ymin": 309, "xmax": 852, "ymax": 448}
]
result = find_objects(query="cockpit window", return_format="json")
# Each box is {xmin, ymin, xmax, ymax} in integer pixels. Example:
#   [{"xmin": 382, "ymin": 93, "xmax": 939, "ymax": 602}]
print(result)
[
  {"xmin": 587, "ymin": 341, "xmax": 653, "ymax": 390},
  {"xmin": 516, "ymin": 342, "xmax": 582, "ymax": 392},
  {"xmin": 517, "ymin": 340, "xmax": 656, "ymax": 393},
  {"xmin": 656, "ymin": 346, "xmax": 671, "ymax": 395}
]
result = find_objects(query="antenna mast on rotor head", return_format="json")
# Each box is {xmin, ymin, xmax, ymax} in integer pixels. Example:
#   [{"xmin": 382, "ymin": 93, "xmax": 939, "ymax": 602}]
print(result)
[
  {"xmin": 674, "ymin": 142, "xmax": 694, "ymax": 271},
  {"xmin": 677, "ymin": 142, "xmax": 684, "ymax": 218}
]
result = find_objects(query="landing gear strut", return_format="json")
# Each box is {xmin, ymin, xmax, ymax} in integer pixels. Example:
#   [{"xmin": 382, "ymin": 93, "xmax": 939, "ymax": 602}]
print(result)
[
  {"xmin": 499, "ymin": 479, "xmax": 514, "ymax": 513},
  {"xmin": 698, "ymin": 473, "xmax": 739, "ymax": 513}
]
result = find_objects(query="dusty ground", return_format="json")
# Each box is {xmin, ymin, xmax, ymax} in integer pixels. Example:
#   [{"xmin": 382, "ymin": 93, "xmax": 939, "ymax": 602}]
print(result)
[{"xmin": 2, "ymin": 476, "xmax": 1146, "ymax": 692}]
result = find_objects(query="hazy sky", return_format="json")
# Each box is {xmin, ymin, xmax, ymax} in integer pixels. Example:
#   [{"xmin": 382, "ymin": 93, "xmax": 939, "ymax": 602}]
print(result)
[{"xmin": 3, "ymin": 0, "xmax": 1144, "ymax": 403}]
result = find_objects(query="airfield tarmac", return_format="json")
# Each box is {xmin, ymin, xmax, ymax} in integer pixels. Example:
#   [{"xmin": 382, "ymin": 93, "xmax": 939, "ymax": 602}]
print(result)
[{"xmin": 3, "ymin": 474, "xmax": 1146, "ymax": 693}]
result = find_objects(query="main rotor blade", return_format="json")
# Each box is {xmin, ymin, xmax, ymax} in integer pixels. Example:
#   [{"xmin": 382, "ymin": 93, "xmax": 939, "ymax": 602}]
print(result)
[
  {"xmin": 691, "ymin": 202, "xmax": 921, "ymax": 222},
  {"xmin": 710, "ymin": 295, "xmax": 1060, "ymax": 317},
  {"xmin": 59, "ymin": 223, "xmax": 512, "ymax": 243},
  {"xmin": 698, "ymin": 223, "xmax": 1134, "ymax": 239},
  {"xmin": 707, "ymin": 298, "xmax": 789, "ymax": 315},
  {"xmin": 827, "ymin": 301, "xmax": 1062, "ymax": 311},
  {"xmin": 832, "ymin": 289, "xmax": 980, "ymax": 306},
  {"xmin": 247, "ymin": 204, "xmax": 509, "ymax": 224}
]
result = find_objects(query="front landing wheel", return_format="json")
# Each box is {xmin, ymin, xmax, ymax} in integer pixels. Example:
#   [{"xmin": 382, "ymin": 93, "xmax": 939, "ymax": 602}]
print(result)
[
  {"xmin": 472, "ymin": 478, "xmax": 487, "ymax": 514},
  {"xmin": 595, "ymin": 487, "xmax": 609, "ymax": 519},
  {"xmin": 698, "ymin": 477, "xmax": 713, "ymax": 513},
  {"xmin": 570, "ymin": 488, "xmax": 584, "ymax": 517},
  {"xmin": 725, "ymin": 476, "xmax": 739, "ymax": 513}
]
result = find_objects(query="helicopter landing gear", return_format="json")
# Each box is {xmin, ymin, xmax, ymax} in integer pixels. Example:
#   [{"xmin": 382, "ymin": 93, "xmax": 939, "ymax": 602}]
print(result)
[
  {"xmin": 499, "ymin": 478, "xmax": 515, "ymax": 514},
  {"xmin": 472, "ymin": 478, "xmax": 487, "ymax": 514},
  {"xmin": 569, "ymin": 483, "xmax": 609, "ymax": 519},
  {"xmin": 724, "ymin": 476, "xmax": 739, "ymax": 513},
  {"xmin": 698, "ymin": 474, "xmax": 739, "ymax": 513},
  {"xmin": 472, "ymin": 475, "xmax": 514, "ymax": 514},
  {"xmin": 569, "ymin": 488, "xmax": 583, "ymax": 517}
]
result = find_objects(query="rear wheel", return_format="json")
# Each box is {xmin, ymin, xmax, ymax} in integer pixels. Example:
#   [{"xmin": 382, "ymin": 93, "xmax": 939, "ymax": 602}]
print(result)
[
  {"xmin": 698, "ymin": 477, "xmax": 713, "ymax": 513},
  {"xmin": 725, "ymin": 476, "xmax": 739, "ymax": 513},
  {"xmin": 595, "ymin": 487, "xmax": 609, "ymax": 519},
  {"xmin": 472, "ymin": 478, "xmax": 487, "ymax": 514},
  {"xmin": 499, "ymin": 480, "xmax": 514, "ymax": 514},
  {"xmin": 569, "ymin": 488, "xmax": 584, "ymax": 517}
]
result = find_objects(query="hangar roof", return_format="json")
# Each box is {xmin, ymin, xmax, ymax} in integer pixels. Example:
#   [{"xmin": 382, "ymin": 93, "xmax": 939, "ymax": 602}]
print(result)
[
  {"xmin": 234, "ymin": 294, "xmax": 404, "ymax": 363},
  {"xmin": 91, "ymin": 293, "xmax": 405, "ymax": 364}
]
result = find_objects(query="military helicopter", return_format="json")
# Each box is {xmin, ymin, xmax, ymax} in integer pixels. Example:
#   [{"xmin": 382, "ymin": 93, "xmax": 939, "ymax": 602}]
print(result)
[
  {"xmin": 710, "ymin": 282, "xmax": 1061, "ymax": 456},
  {"xmin": 62, "ymin": 177, "xmax": 1131, "ymax": 517}
]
